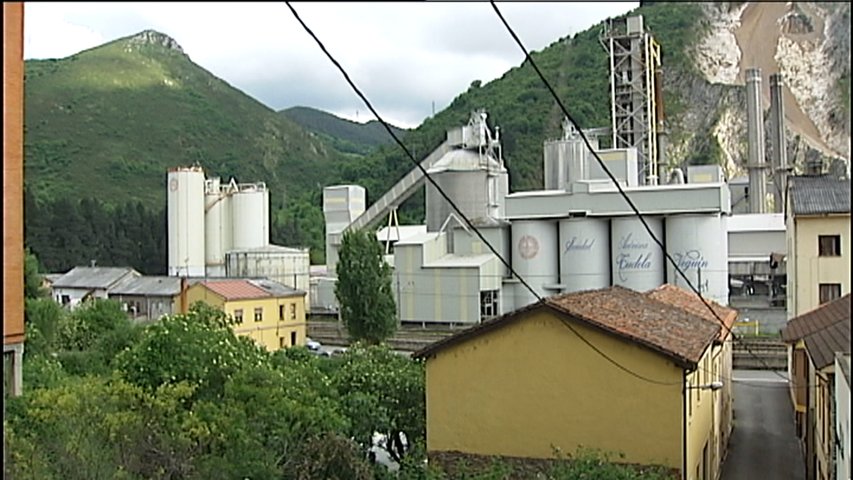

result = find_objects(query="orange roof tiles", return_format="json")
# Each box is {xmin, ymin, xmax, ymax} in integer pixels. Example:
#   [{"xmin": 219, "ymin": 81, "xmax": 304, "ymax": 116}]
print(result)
[
  {"xmin": 201, "ymin": 280, "xmax": 271, "ymax": 301},
  {"xmin": 645, "ymin": 284, "xmax": 738, "ymax": 341},
  {"xmin": 415, "ymin": 285, "xmax": 720, "ymax": 369}
]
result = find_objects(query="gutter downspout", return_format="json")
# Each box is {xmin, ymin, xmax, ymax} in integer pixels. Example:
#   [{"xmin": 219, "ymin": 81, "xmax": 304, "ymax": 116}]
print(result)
[{"xmin": 683, "ymin": 368, "xmax": 689, "ymax": 480}]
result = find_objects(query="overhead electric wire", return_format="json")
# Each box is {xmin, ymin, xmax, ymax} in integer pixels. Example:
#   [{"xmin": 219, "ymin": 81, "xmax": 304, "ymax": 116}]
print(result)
[
  {"xmin": 286, "ymin": 2, "xmax": 681, "ymax": 386},
  {"xmin": 488, "ymin": 1, "xmax": 791, "ymax": 382}
]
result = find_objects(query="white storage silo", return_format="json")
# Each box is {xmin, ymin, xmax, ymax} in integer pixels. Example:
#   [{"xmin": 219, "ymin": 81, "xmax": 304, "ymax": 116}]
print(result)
[
  {"xmin": 665, "ymin": 214, "xmax": 729, "ymax": 305},
  {"xmin": 231, "ymin": 183, "xmax": 269, "ymax": 250},
  {"xmin": 167, "ymin": 166, "xmax": 206, "ymax": 277},
  {"xmin": 426, "ymin": 149, "xmax": 508, "ymax": 232},
  {"xmin": 559, "ymin": 217, "xmax": 610, "ymax": 293},
  {"xmin": 610, "ymin": 216, "xmax": 664, "ymax": 292},
  {"xmin": 511, "ymin": 220, "xmax": 558, "ymax": 307},
  {"xmin": 204, "ymin": 178, "xmax": 234, "ymax": 277}
]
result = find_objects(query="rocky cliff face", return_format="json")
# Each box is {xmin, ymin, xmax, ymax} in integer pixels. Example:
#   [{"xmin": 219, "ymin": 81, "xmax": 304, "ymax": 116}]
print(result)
[{"xmin": 666, "ymin": 2, "xmax": 850, "ymax": 179}]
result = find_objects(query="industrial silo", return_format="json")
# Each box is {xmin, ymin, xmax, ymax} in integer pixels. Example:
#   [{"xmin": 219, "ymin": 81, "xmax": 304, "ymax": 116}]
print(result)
[
  {"xmin": 511, "ymin": 220, "xmax": 558, "ymax": 307},
  {"xmin": 543, "ymin": 123, "xmax": 599, "ymax": 190},
  {"xmin": 610, "ymin": 216, "xmax": 664, "ymax": 292},
  {"xmin": 167, "ymin": 166, "xmax": 206, "ymax": 277},
  {"xmin": 559, "ymin": 217, "xmax": 610, "ymax": 293},
  {"xmin": 665, "ymin": 213, "xmax": 729, "ymax": 305},
  {"xmin": 425, "ymin": 149, "xmax": 508, "ymax": 232},
  {"xmin": 231, "ymin": 183, "xmax": 269, "ymax": 250},
  {"xmin": 204, "ymin": 177, "xmax": 234, "ymax": 277}
]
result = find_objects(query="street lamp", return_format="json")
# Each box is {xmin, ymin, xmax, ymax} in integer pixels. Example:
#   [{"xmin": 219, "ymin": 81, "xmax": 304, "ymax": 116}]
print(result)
[{"xmin": 687, "ymin": 381, "xmax": 724, "ymax": 391}]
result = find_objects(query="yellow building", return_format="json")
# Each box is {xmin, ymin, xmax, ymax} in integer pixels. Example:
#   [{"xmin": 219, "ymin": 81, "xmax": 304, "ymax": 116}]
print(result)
[
  {"xmin": 415, "ymin": 285, "xmax": 724, "ymax": 479},
  {"xmin": 647, "ymin": 284, "xmax": 738, "ymax": 475},
  {"xmin": 786, "ymin": 175, "xmax": 851, "ymax": 319},
  {"xmin": 781, "ymin": 294, "xmax": 851, "ymax": 480},
  {"xmin": 184, "ymin": 279, "xmax": 306, "ymax": 351}
]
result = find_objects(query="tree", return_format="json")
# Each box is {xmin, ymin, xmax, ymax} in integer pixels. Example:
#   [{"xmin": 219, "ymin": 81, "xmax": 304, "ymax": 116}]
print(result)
[
  {"xmin": 335, "ymin": 229, "xmax": 397, "ymax": 344},
  {"xmin": 332, "ymin": 344, "xmax": 425, "ymax": 463},
  {"xmin": 24, "ymin": 248, "xmax": 47, "ymax": 299}
]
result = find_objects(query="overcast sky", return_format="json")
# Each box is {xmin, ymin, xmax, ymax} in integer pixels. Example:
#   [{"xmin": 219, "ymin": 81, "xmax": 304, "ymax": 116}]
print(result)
[{"xmin": 24, "ymin": 2, "xmax": 638, "ymax": 129}]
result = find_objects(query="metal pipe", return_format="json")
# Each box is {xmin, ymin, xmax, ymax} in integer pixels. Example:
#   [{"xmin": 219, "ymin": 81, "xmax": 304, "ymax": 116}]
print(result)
[
  {"xmin": 769, "ymin": 74, "xmax": 787, "ymax": 212},
  {"xmin": 746, "ymin": 68, "xmax": 767, "ymax": 214}
]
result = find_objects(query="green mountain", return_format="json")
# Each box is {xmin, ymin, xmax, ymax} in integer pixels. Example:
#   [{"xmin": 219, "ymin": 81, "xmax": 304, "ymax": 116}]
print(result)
[
  {"xmin": 24, "ymin": 30, "xmax": 343, "ymax": 208},
  {"xmin": 280, "ymin": 106, "xmax": 408, "ymax": 157},
  {"xmin": 23, "ymin": 3, "xmax": 849, "ymax": 273}
]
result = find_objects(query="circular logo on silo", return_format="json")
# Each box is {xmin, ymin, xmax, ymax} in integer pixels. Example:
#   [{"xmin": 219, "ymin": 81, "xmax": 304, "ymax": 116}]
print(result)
[
  {"xmin": 169, "ymin": 178, "xmax": 178, "ymax": 192},
  {"xmin": 518, "ymin": 235, "xmax": 539, "ymax": 260}
]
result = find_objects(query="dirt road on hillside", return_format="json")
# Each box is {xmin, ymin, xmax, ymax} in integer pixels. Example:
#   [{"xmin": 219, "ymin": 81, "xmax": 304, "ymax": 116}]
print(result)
[{"xmin": 734, "ymin": 2, "xmax": 832, "ymax": 155}]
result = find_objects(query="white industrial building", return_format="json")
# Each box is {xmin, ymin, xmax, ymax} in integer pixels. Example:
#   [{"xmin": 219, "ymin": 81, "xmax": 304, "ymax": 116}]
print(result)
[
  {"xmin": 318, "ymin": 111, "xmax": 741, "ymax": 326},
  {"xmin": 167, "ymin": 166, "xmax": 309, "ymax": 305}
]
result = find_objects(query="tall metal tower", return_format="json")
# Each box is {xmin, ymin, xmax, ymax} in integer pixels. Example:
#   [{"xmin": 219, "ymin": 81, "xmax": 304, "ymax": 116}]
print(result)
[{"xmin": 600, "ymin": 15, "xmax": 663, "ymax": 185}]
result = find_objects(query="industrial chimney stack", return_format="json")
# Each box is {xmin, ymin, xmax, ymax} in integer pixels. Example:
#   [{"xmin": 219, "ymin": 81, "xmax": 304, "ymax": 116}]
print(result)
[
  {"xmin": 769, "ymin": 73, "xmax": 788, "ymax": 213},
  {"xmin": 746, "ymin": 68, "xmax": 767, "ymax": 214}
]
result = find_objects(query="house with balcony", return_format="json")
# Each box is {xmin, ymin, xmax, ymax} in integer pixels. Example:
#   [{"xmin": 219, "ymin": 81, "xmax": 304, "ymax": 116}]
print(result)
[
  {"xmin": 415, "ymin": 285, "xmax": 727, "ymax": 479},
  {"xmin": 183, "ymin": 278, "xmax": 307, "ymax": 351}
]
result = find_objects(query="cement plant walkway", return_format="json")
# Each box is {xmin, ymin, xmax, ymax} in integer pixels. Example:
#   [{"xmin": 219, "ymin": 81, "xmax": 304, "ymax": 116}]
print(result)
[{"xmin": 720, "ymin": 370, "xmax": 805, "ymax": 480}]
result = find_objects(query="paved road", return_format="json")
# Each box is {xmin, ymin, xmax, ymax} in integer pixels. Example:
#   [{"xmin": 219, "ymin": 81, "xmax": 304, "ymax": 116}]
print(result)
[{"xmin": 720, "ymin": 370, "xmax": 805, "ymax": 480}]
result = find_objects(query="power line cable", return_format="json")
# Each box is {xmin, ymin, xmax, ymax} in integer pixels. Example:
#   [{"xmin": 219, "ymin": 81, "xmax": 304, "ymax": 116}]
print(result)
[
  {"xmin": 286, "ymin": 2, "xmax": 680, "ymax": 386},
  {"xmin": 488, "ymin": 1, "xmax": 790, "ymax": 381}
]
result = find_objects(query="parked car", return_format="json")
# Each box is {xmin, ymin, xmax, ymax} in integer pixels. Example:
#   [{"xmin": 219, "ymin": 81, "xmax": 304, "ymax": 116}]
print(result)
[{"xmin": 306, "ymin": 338, "xmax": 321, "ymax": 351}]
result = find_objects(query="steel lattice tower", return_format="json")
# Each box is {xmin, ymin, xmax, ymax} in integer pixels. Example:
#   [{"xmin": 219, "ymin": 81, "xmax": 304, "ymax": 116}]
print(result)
[{"xmin": 600, "ymin": 15, "xmax": 663, "ymax": 186}]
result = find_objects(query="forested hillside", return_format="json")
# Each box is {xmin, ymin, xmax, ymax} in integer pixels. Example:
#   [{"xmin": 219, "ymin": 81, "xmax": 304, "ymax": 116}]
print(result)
[
  {"xmin": 23, "ymin": 3, "xmax": 849, "ymax": 273},
  {"xmin": 281, "ymin": 106, "xmax": 408, "ymax": 157},
  {"xmin": 24, "ymin": 30, "xmax": 344, "ymax": 270}
]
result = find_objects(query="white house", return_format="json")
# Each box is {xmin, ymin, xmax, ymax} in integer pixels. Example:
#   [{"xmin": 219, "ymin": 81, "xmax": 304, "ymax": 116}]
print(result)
[{"xmin": 52, "ymin": 266, "xmax": 139, "ymax": 309}]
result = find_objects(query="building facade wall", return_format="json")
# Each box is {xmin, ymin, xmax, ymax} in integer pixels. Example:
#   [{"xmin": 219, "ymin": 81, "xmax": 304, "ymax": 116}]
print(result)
[
  {"xmin": 108, "ymin": 294, "xmax": 178, "ymax": 322},
  {"xmin": 814, "ymin": 367, "xmax": 835, "ymax": 480},
  {"xmin": 4, "ymin": 2, "xmax": 25, "ymax": 350},
  {"xmin": 53, "ymin": 287, "xmax": 110, "ymax": 309},
  {"xmin": 788, "ymin": 215, "xmax": 851, "ymax": 319},
  {"xmin": 184, "ymin": 285, "xmax": 306, "ymax": 351},
  {"xmin": 425, "ymin": 311, "xmax": 684, "ymax": 470},
  {"xmin": 835, "ymin": 358, "xmax": 850, "ymax": 480}
]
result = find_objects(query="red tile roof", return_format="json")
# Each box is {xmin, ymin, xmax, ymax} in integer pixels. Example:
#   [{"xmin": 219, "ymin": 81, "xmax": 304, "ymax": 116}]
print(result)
[
  {"xmin": 200, "ymin": 280, "xmax": 271, "ymax": 301},
  {"xmin": 781, "ymin": 294, "xmax": 851, "ymax": 343},
  {"xmin": 415, "ymin": 285, "xmax": 720, "ymax": 369},
  {"xmin": 645, "ymin": 284, "xmax": 738, "ymax": 341}
]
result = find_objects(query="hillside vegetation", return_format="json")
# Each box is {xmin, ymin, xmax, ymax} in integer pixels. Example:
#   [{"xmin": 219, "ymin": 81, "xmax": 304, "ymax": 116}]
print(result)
[
  {"xmin": 342, "ymin": 2, "xmax": 705, "ymax": 215},
  {"xmin": 24, "ymin": 30, "xmax": 343, "ymax": 208},
  {"xmin": 281, "ymin": 106, "xmax": 408, "ymax": 157},
  {"xmin": 30, "ymin": 2, "xmax": 842, "ymax": 273}
]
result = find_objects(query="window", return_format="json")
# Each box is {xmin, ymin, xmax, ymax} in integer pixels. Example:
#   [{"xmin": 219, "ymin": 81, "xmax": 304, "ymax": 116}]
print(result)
[
  {"xmin": 280, "ymin": 337, "xmax": 286, "ymax": 349},
  {"xmin": 279, "ymin": 305, "xmax": 285, "ymax": 321},
  {"xmin": 480, "ymin": 290, "xmax": 499, "ymax": 320},
  {"xmin": 818, "ymin": 235, "xmax": 841, "ymax": 256},
  {"xmin": 290, "ymin": 303, "xmax": 296, "ymax": 320},
  {"xmin": 254, "ymin": 307, "xmax": 263, "ymax": 322},
  {"xmin": 819, "ymin": 284, "xmax": 841, "ymax": 304},
  {"xmin": 234, "ymin": 309, "xmax": 244, "ymax": 324},
  {"xmin": 60, "ymin": 295, "xmax": 70, "ymax": 305},
  {"xmin": 290, "ymin": 331, "xmax": 297, "ymax": 347}
]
